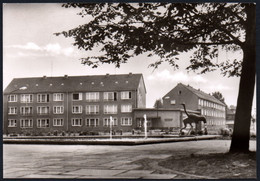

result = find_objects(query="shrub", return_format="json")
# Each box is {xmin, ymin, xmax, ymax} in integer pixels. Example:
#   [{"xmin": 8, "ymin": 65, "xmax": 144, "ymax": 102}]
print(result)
[
  {"xmin": 204, "ymin": 128, "xmax": 208, "ymax": 135},
  {"xmin": 32, "ymin": 132, "xmax": 39, "ymax": 136},
  {"xmin": 190, "ymin": 130, "xmax": 196, "ymax": 135},
  {"xmin": 53, "ymin": 130, "xmax": 58, "ymax": 136},
  {"xmin": 61, "ymin": 131, "xmax": 65, "ymax": 136},
  {"xmin": 197, "ymin": 130, "xmax": 203, "ymax": 135},
  {"xmin": 219, "ymin": 128, "xmax": 230, "ymax": 136}
]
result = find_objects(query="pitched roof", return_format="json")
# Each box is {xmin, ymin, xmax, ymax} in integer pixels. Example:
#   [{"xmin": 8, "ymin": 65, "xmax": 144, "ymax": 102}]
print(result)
[
  {"xmin": 181, "ymin": 83, "xmax": 225, "ymax": 105},
  {"xmin": 164, "ymin": 83, "xmax": 225, "ymax": 106},
  {"xmin": 4, "ymin": 73, "xmax": 144, "ymax": 94}
]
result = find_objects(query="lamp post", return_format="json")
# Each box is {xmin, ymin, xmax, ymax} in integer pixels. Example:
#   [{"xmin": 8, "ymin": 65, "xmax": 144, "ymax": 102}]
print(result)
[{"xmin": 5, "ymin": 86, "xmax": 27, "ymax": 136}]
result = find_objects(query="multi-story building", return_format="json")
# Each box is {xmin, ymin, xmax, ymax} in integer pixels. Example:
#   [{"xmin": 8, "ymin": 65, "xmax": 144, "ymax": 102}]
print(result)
[
  {"xmin": 162, "ymin": 83, "xmax": 226, "ymax": 132},
  {"xmin": 3, "ymin": 73, "xmax": 146, "ymax": 135},
  {"xmin": 226, "ymin": 105, "xmax": 236, "ymax": 129}
]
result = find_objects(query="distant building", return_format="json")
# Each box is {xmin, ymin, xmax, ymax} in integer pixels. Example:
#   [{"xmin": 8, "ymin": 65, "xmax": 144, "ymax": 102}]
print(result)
[
  {"xmin": 3, "ymin": 73, "xmax": 146, "ymax": 135},
  {"xmin": 226, "ymin": 106, "xmax": 256, "ymax": 134},
  {"xmin": 226, "ymin": 105, "xmax": 236, "ymax": 129},
  {"xmin": 162, "ymin": 83, "xmax": 226, "ymax": 133}
]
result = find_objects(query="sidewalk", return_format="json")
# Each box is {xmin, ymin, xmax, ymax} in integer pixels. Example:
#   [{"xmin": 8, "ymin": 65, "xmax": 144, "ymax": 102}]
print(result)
[{"xmin": 3, "ymin": 139, "xmax": 256, "ymax": 179}]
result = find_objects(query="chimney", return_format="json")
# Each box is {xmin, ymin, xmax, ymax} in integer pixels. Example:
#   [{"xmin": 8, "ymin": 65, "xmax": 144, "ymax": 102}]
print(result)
[
  {"xmin": 128, "ymin": 72, "xmax": 132, "ymax": 76},
  {"xmin": 64, "ymin": 75, "xmax": 68, "ymax": 79},
  {"xmin": 106, "ymin": 73, "xmax": 109, "ymax": 77},
  {"xmin": 43, "ymin": 75, "xmax": 47, "ymax": 79}
]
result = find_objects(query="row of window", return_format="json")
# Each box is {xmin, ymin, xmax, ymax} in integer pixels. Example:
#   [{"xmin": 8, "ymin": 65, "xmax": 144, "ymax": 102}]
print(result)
[
  {"xmin": 201, "ymin": 109, "xmax": 225, "ymax": 118},
  {"xmin": 207, "ymin": 119, "xmax": 226, "ymax": 126},
  {"xmin": 198, "ymin": 99, "xmax": 225, "ymax": 111},
  {"xmin": 8, "ymin": 117, "xmax": 133, "ymax": 128},
  {"xmin": 8, "ymin": 91, "xmax": 132, "ymax": 103},
  {"xmin": 8, "ymin": 104, "xmax": 132, "ymax": 115}
]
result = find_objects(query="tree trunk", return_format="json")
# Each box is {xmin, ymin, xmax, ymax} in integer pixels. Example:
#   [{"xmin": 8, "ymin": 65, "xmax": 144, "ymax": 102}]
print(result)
[{"xmin": 229, "ymin": 4, "xmax": 256, "ymax": 153}]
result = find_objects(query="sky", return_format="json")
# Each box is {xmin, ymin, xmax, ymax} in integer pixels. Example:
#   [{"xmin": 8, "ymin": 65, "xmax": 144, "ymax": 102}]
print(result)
[{"xmin": 2, "ymin": 3, "xmax": 256, "ymax": 115}]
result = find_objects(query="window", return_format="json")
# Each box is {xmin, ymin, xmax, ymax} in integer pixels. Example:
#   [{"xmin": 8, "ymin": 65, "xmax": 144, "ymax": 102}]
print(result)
[
  {"xmin": 104, "ymin": 92, "xmax": 117, "ymax": 101},
  {"xmin": 178, "ymin": 91, "xmax": 182, "ymax": 95},
  {"xmin": 103, "ymin": 117, "xmax": 118, "ymax": 126},
  {"xmin": 53, "ymin": 106, "xmax": 64, "ymax": 114},
  {"xmin": 121, "ymin": 104, "xmax": 132, "ymax": 113},
  {"xmin": 121, "ymin": 117, "xmax": 132, "ymax": 126},
  {"xmin": 21, "ymin": 94, "xmax": 33, "ymax": 103},
  {"xmin": 198, "ymin": 99, "xmax": 202, "ymax": 106},
  {"xmin": 37, "ymin": 119, "xmax": 49, "ymax": 128},
  {"xmin": 72, "ymin": 93, "xmax": 82, "ymax": 101},
  {"xmin": 86, "ymin": 105, "xmax": 99, "ymax": 115},
  {"xmin": 72, "ymin": 118, "xmax": 82, "ymax": 126},
  {"xmin": 104, "ymin": 105, "xmax": 117, "ymax": 114},
  {"xmin": 8, "ymin": 107, "xmax": 17, "ymax": 115},
  {"xmin": 8, "ymin": 119, "xmax": 17, "ymax": 127},
  {"xmin": 86, "ymin": 118, "xmax": 99, "ymax": 127},
  {"xmin": 53, "ymin": 118, "xmax": 64, "ymax": 126},
  {"xmin": 8, "ymin": 95, "xmax": 17, "ymax": 102},
  {"xmin": 37, "ymin": 94, "xmax": 49, "ymax": 103},
  {"xmin": 20, "ymin": 106, "xmax": 33, "ymax": 115},
  {"xmin": 53, "ymin": 93, "xmax": 64, "ymax": 101},
  {"xmin": 86, "ymin": 92, "xmax": 99, "ymax": 102},
  {"xmin": 72, "ymin": 105, "xmax": 82, "ymax": 114},
  {"xmin": 20, "ymin": 119, "xmax": 33, "ymax": 128},
  {"xmin": 170, "ymin": 100, "xmax": 176, "ymax": 105},
  {"xmin": 121, "ymin": 91, "xmax": 131, "ymax": 100},
  {"xmin": 37, "ymin": 106, "xmax": 50, "ymax": 115}
]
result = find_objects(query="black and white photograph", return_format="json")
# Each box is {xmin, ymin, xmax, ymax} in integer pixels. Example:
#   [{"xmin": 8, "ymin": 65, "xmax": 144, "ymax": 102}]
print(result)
[{"xmin": 3, "ymin": 2, "xmax": 257, "ymax": 179}]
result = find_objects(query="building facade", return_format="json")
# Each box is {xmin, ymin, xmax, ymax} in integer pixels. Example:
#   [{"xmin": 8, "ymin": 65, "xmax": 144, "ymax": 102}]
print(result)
[
  {"xmin": 3, "ymin": 73, "xmax": 146, "ymax": 135},
  {"xmin": 133, "ymin": 108, "xmax": 200, "ymax": 131},
  {"xmin": 162, "ymin": 83, "xmax": 226, "ymax": 132},
  {"xmin": 226, "ymin": 105, "xmax": 236, "ymax": 129}
]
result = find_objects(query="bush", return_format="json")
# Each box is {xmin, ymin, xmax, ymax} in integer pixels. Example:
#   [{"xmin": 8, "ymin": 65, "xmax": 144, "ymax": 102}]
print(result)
[
  {"xmin": 10, "ymin": 133, "xmax": 18, "ymax": 137},
  {"xmin": 53, "ymin": 130, "xmax": 58, "ymax": 136},
  {"xmin": 204, "ymin": 128, "xmax": 208, "ymax": 135},
  {"xmin": 180, "ymin": 131, "xmax": 185, "ymax": 136},
  {"xmin": 219, "ymin": 128, "xmax": 230, "ymax": 136},
  {"xmin": 190, "ymin": 130, "xmax": 196, "ymax": 135},
  {"xmin": 197, "ymin": 130, "xmax": 203, "ymax": 135},
  {"xmin": 61, "ymin": 131, "xmax": 65, "ymax": 136}
]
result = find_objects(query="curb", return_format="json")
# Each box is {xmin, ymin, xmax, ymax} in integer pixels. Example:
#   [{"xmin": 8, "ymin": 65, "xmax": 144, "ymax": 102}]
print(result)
[{"xmin": 3, "ymin": 135, "xmax": 221, "ymax": 145}]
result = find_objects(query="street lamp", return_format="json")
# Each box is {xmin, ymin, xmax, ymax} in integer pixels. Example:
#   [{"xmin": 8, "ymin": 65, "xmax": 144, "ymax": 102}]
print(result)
[{"xmin": 5, "ymin": 86, "xmax": 27, "ymax": 136}]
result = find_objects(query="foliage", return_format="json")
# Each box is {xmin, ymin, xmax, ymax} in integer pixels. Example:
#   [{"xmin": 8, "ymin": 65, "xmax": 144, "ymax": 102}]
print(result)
[
  {"xmin": 56, "ymin": 2, "xmax": 256, "ymax": 153},
  {"xmin": 55, "ymin": 3, "xmax": 247, "ymax": 77},
  {"xmin": 212, "ymin": 91, "xmax": 226, "ymax": 104},
  {"xmin": 153, "ymin": 98, "xmax": 163, "ymax": 108}
]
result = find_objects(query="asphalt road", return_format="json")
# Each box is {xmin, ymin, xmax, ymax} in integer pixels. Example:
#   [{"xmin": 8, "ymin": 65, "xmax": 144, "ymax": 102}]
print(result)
[{"xmin": 3, "ymin": 140, "xmax": 256, "ymax": 179}]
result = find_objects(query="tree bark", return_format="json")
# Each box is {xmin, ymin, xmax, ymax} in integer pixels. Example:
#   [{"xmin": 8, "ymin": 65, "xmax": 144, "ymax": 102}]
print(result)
[{"xmin": 229, "ymin": 3, "xmax": 256, "ymax": 153}]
